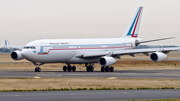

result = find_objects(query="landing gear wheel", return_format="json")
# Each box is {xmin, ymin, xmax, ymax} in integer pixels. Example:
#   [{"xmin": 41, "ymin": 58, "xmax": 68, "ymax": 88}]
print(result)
[
  {"xmin": 35, "ymin": 68, "xmax": 38, "ymax": 72},
  {"xmin": 86, "ymin": 63, "xmax": 94, "ymax": 72},
  {"xmin": 35, "ymin": 67, "xmax": 41, "ymax": 72},
  {"xmin": 90, "ymin": 66, "xmax": 94, "ymax": 72},
  {"xmin": 72, "ymin": 66, "xmax": 76, "ymax": 72},
  {"xmin": 101, "ymin": 66, "xmax": 105, "ymax": 72},
  {"xmin": 105, "ymin": 66, "xmax": 109, "ymax": 72},
  {"xmin": 38, "ymin": 68, "xmax": 41, "ymax": 72},
  {"xmin": 63, "ymin": 66, "xmax": 67, "ymax": 72},
  {"xmin": 68, "ymin": 66, "xmax": 71, "ymax": 72},
  {"xmin": 86, "ymin": 66, "xmax": 90, "ymax": 72},
  {"xmin": 110, "ymin": 66, "xmax": 114, "ymax": 72}
]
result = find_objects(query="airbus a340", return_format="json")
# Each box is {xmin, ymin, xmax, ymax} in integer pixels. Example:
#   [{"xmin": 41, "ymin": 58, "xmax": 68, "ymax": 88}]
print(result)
[{"xmin": 5, "ymin": 6, "xmax": 180, "ymax": 72}]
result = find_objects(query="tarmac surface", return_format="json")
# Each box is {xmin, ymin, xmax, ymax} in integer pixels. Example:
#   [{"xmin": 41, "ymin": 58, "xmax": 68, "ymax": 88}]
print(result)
[
  {"xmin": 0, "ymin": 69, "xmax": 180, "ymax": 79},
  {"xmin": 0, "ymin": 89, "xmax": 180, "ymax": 101}
]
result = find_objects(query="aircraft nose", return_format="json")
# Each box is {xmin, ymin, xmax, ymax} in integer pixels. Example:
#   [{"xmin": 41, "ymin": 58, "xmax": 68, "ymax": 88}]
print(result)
[
  {"xmin": 21, "ymin": 49, "xmax": 28, "ymax": 58},
  {"xmin": 21, "ymin": 49, "xmax": 36, "ymax": 61}
]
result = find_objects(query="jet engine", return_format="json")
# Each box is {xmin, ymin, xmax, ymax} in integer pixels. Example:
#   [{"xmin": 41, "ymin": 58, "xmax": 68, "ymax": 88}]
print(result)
[
  {"xmin": 11, "ymin": 50, "xmax": 24, "ymax": 60},
  {"xmin": 150, "ymin": 52, "xmax": 167, "ymax": 62},
  {"xmin": 98, "ymin": 56, "xmax": 116, "ymax": 66}
]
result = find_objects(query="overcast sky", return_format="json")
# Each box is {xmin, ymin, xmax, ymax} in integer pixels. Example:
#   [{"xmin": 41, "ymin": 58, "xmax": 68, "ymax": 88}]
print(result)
[{"xmin": 0, "ymin": 0, "xmax": 180, "ymax": 47}]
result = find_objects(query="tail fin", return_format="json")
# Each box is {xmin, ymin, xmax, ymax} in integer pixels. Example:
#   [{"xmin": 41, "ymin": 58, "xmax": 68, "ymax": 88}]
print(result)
[
  {"xmin": 121, "ymin": 6, "xmax": 143, "ymax": 38},
  {"xmin": 4, "ymin": 39, "xmax": 23, "ymax": 50},
  {"xmin": 5, "ymin": 39, "xmax": 10, "ymax": 46}
]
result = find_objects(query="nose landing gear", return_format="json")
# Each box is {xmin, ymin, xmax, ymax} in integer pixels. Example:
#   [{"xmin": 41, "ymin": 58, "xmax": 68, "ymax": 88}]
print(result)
[
  {"xmin": 34, "ymin": 62, "xmax": 41, "ymax": 72},
  {"xmin": 35, "ymin": 67, "xmax": 41, "ymax": 72}
]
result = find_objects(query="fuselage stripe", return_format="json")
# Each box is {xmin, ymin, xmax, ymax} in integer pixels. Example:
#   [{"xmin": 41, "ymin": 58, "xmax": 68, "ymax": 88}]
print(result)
[{"xmin": 37, "ymin": 46, "xmax": 130, "ymax": 55}]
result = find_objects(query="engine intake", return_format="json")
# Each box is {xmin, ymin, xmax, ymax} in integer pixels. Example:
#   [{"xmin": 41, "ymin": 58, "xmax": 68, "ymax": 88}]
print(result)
[
  {"xmin": 11, "ymin": 50, "xmax": 24, "ymax": 60},
  {"xmin": 150, "ymin": 52, "xmax": 167, "ymax": 62},
  {"xmin": 99, "ymin": 56, "xmax": 116, "ymax": 66}
]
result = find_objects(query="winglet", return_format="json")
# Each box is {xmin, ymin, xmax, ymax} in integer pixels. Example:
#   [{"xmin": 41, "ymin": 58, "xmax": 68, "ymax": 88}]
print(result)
[
  {"xmin": 121, "ymin": 6, "xmax": 143, "ymax": 38},
  {"xmin": 5, "ymin": 39, "xmax": 10, "ymax": 46}
]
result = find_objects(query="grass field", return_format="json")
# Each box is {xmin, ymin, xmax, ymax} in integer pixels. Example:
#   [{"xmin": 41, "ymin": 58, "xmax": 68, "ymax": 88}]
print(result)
[
  {"xmin": 0, "ymin": 78, "xmax": 180, "ymax": 91},
  {"xmin": 124, "ymin": 99, "xmax": 180, "ymax": 101}
]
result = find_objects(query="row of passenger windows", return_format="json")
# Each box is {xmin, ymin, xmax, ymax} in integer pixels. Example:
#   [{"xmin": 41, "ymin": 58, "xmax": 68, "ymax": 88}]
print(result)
[{"xmin": 24, "ymin": 46, "xmax": 36, "ymax": 49}]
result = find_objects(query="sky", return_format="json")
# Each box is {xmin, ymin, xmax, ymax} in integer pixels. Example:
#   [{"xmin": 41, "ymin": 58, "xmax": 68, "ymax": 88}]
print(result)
[{"xmin": 0, "ymin": 0, "xmax": 180, "ymax": 47}]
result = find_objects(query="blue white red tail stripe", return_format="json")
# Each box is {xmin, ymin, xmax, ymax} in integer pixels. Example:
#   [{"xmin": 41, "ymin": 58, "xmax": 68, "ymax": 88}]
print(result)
[
  {"xmin": 131, "ymin": 7, "xmax": 142, "ymax": 37},
  {"xmin": 5, "ymin": 40, "xmax": 10, "ymax": 45},
  {"xmin": 121, "ymin": 6, "xmax": 143, "ymax": 38}
]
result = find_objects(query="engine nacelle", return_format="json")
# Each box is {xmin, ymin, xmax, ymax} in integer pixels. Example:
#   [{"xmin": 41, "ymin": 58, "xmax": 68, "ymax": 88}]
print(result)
[
  {"xmin": 11, "ymin": 50, "xmax": 24, "ymax": 60},
  {"xmin": 98, "ymin": 56, "xmax": 116, "ymax": 66},
  {"xmin": 150, "ymin": 52, "xmax": 167, "ymax": 62}
]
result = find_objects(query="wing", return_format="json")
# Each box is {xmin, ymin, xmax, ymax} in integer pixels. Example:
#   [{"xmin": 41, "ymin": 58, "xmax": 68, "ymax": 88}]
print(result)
[
  {"xmin": 80, "ymin": 47, "xmax": 180, "ymax": 58},
  {"xmin": 4, "ymin": 40, "xmax": 24, "ymax": 50}
]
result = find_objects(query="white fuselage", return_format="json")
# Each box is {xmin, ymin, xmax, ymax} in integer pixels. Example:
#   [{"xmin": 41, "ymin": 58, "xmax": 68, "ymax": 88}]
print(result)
[{"xmin": 21, "ymin": 38, "xmax": 142, "ymax": 64}]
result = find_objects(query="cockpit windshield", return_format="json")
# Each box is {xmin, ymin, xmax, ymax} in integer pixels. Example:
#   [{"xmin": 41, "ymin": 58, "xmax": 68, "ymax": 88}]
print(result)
[{"xmin": 24, "ymin": 46, "xmax": 36, "ymax": 49}]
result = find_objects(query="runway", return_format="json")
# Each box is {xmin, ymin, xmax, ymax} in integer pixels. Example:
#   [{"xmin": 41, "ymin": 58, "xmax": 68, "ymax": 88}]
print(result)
[
  {"xmin": 0, "ymin": 89, "xmax": 180, "ymax": 101},
  {"xmin": 0, "ymin": 69, "xmax": 180, "ymax": 79}
]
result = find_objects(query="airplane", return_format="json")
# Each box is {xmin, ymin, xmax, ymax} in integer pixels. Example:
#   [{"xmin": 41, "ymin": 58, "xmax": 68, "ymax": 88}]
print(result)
[{"xmin": 5, "ymin": 6, "xmax": 180, "ymax": 72}]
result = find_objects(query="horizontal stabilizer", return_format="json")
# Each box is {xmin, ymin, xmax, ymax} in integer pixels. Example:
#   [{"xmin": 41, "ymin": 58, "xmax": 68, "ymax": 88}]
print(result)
[{"xmin": 137, "ymin": 37, "xmax": 174, "ymax": 44}]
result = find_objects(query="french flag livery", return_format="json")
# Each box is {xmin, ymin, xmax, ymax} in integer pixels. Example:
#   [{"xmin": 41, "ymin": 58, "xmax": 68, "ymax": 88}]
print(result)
[
  {"xmin": 122, "ymin": 6, "xmax": 143, "ymax": 38},
  {"xmin": 5, "ymin": 39, "xmax": 10, "ymax": 45}
]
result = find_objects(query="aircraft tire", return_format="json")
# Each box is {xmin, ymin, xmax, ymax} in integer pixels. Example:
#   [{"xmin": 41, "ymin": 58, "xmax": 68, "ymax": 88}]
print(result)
[
  {"xmin": 35, "ymin": 68, "xmax": 38, "ymax": 72},
  {"xmin": 37, "ymin": 68, "xmax": 41, "ymax": 72},
  {"xmin": 101, "ymin": 66, "xmax": 105, "ymax": 72},
  {"xmin": 63, "ymin": 66, "xmax": 67, "ymax": 72},
  {"xmin": 35, "ymin": 67, "xmax": 41, "ymax": 72},
  {"xmin": 68, "ymin": 66, "xmax": 71, "ymax": 72},
  {"xmin": 90, "ymin": 66, "xmax": 94, "ymax": 72},
  {"xmin": 86, "ymin": 66, "xmax": 90, "ymax": 72},
  {"xmin": 110, "ymin": 66, "xmax": 114, "ymax": 72},
  {"xmin": 105, "ymin": 66, "xmax": 109, "ymax": 72},
  {"xmin": 72, "ymin": 66, "xmax": 76, "ymax": 72}
]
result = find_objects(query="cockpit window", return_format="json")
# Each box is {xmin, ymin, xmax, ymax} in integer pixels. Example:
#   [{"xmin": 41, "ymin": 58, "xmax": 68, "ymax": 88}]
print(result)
[
  {"xmin": 24, "ymin": 46, "xmax": 36, "ymax": 49},
  {"xmin": 31, "ymin": 46, "xmax": 36, "ymax": 49}
]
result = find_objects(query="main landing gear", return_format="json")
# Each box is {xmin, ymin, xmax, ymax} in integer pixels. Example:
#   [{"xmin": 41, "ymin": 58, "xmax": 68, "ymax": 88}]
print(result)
[
  {"xmin": 85, "ymin": 63, "xmax": 94, "ymax": 72},
  {"xmin": 101, "ymin": 66, "xmax": 114, "ymax": 72},
  {"xmin": 63, "ymin": 65, "xmax": 76, "ymax": 72}
]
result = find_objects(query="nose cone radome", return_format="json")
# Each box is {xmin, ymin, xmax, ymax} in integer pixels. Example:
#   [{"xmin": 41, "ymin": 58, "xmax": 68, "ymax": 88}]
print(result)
[{"xmin": 21, "ymin": 49, "xmax": 35, "ymax": 61}]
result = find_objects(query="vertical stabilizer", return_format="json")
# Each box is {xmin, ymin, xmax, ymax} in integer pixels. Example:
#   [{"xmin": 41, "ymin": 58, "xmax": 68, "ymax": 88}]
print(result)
[
  {"xmin": 5, "ymin": 39, "xmax": 10, "ymax": 46},
  {"xmin": 121, "ymin": 6, "xmax": 143, "ymax": 38}
]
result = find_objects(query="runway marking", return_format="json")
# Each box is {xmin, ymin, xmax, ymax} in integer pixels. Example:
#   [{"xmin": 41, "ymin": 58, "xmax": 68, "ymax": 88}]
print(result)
[
  {"xmin": 154, "ymin": 73, "xmax": 180, "ymax": 75},
  {"xmin": 107, "ymin": 77, "xmax": 117, "ymax": 80},
  {"xmin": 64, "ymin": 74, "xmax": 94, "ymax": 76},
  {"xmin": 36, "ymin": 74, "xmax": 62, "ymax": 76},
  {"xmin": 40, "ymin": 72, "xmax": 55, "ymax": 73},
  {"xmin": 34, "ymin": 76, "xmax": 41, "ymax": 79},
  {"xmin": 154, "ymin": 73, "xmax": 164, "ymax": 74}
]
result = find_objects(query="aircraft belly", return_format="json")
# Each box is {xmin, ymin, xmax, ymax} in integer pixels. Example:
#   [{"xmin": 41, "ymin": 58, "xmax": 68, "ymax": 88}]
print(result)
[
  {"xmin": 67, "ymin": 57, "xmax": 98, "ymax": 64},
  {"xmin": 29, "ymin": 50, "xmax": 76, "ymax": 63}
]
